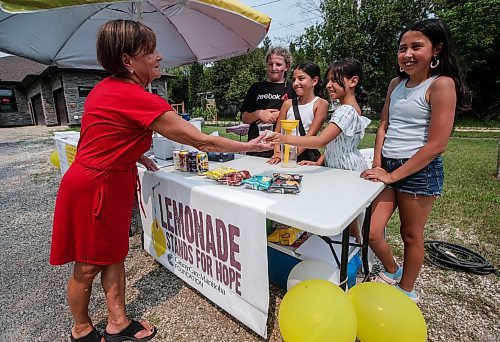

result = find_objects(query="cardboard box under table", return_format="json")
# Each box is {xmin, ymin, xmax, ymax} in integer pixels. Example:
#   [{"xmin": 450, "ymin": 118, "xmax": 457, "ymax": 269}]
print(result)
[{"xmin": 137, "ymin": 155, "xmax": 384, "ymax": 338}]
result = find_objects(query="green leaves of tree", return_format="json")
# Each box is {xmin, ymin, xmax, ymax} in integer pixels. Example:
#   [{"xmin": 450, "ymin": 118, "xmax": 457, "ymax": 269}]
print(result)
[
  {"xmin": 436, "ymin": 0, "xmax": 500, "ymax": 119},
  {"xmin": 293, "ymin": 0, "xmax": 433, "ymax": 113}
]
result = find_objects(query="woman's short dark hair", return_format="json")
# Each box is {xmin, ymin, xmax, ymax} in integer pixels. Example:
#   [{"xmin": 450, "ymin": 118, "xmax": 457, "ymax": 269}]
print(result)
[
  {"xmin": 295, "ymin": 62, "xmax": 322, "ymax": 96},
  {"xmin": 97, "ymin": 19, "xmax": 156, "ymax": 76}
]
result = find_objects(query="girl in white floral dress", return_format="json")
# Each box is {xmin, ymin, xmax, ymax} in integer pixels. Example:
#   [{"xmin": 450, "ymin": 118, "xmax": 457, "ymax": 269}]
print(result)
[{"xmin": 267, "ymin": 58, "xmax": 371, "ymax": 239}]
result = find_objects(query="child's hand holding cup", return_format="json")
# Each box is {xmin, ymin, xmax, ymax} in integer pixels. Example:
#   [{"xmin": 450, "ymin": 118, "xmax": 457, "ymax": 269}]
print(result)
[{"xmin": 257, "ymin": 123, "xmax": 274, "ymax": 142}]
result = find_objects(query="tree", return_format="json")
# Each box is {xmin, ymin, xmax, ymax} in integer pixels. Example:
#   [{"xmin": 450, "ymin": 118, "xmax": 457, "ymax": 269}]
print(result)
[
  {"xmin": 359, "ymin": 0, "xmax": 433, "ymax": 110},
  {"xmin": 188, "ymin": 62, "xmax": 204, "ymax": 110},
  {"xmin": 205, "ymin": 47, "xmax": 267, "ymax": 112},
  {"xmin": 165, "ymin": 66, "xmax": 189, "ymax": 107},
  {"xmin": 435, "ymin": 0, "xmax": 500, "ymax": 119},
  {"xmin": 291, "ymin": 0, "xmax": 433, "ymax": 113}
]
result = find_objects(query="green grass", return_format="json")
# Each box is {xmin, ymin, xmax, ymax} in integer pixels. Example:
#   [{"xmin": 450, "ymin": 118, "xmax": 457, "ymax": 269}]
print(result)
[
  {"xmin": 451, "ymin": 130, "xmax": 499, "ymax": 139},
  {"xmin": 430, "ymin": 137, "xmax": 499, "ymax": 263},
  {"xmin": 202, "ymin": 126, "xmax": 246, "ymax": 141}
]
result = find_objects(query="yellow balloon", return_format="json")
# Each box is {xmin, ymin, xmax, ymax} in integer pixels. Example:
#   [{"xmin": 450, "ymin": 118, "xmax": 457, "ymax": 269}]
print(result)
[
  {"xmin": 50, "ymin": 150, "xmax": 60, "ymax": 168},
  {"xmin": 151, "ymin": 219, "xmax": 167, "ymax": 257},
  {"xmin": 347, "ymin": 282, "xmax": 427, "ymax": 342},
  {"xmin": 279, "ymin": 279, "xmax": 357, "ymax": 342}
]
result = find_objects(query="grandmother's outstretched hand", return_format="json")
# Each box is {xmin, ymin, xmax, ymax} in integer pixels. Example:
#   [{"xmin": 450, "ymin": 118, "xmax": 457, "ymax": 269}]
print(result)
[{"xmin": 246, "ymin": 133, "xmax": 273, "ymax": 152}]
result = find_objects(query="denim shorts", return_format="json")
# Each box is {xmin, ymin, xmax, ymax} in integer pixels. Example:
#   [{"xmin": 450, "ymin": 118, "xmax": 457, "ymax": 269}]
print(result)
[{"xmin": 382, "ymin": 156, "xmax": 444, "ymax": 196}]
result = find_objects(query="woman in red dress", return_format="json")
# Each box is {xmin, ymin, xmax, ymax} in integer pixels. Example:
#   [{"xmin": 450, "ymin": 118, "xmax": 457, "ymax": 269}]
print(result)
[{"xmin": 50, "ymin": 20, "xmax": 271, "ymax": 342}]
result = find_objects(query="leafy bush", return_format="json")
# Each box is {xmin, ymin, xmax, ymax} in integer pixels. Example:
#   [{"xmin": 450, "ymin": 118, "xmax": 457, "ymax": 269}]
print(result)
[
  {"xmin": 191, "ymin": 106, "xmax": 217, "ymax": 121},
  {"xmin": 204, "ymin": 106, "xmax": 218, "ymax": 121}
]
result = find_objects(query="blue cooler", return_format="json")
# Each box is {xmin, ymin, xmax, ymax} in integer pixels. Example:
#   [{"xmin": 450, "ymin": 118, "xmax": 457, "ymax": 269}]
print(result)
[
  {"xmin": 267, "ymin": 246, "xmax": 301, "ymax": 290},
  {"xmin": 180, "ymin": 113, "xmax": 191, "ymax": 121},
  {"xmin": 347, "ymin": 253, "xmax": 362, "ymax": 289}
]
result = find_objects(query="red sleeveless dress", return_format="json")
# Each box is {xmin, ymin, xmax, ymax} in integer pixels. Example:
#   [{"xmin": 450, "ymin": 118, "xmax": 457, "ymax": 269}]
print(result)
[{"xmin": 50, "ymin": 77, "xmax": 172, "ymax": 265}]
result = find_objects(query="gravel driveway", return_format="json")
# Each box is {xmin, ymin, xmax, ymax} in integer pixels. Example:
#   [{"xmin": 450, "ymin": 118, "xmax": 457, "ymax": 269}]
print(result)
[{"xmin": 0, "ymin": 126, "xmax": 498, "ymax": 342}]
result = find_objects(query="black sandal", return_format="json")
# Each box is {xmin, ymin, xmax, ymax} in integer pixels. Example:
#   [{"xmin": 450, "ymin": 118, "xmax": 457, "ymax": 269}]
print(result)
[
  {"xmin": 103, "ymin": 320, "xmax": 157, "ymax": 342},
  {"xmin": 70, "ymin": 327, "xmax": 102, "ymax": 342}
]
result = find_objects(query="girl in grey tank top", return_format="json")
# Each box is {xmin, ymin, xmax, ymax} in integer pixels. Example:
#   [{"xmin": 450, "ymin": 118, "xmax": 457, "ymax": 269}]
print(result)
[
  {"xmin": 361, "ymin": 19, "xmax": 471, "ymax": 302},
  {"xmin": 383, "ymin": 75, "xmax": 437, "ymax": 159}
]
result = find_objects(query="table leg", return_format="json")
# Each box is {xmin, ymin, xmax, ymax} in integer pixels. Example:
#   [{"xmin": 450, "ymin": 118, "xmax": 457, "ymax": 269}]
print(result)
[
  {"xmin": 361, "ymin": 204, "xmax": 373, "ymax": 282},
  {"xmin": 339, "ymin": 228, "xmax": 350, "ymax": 291},
  {"xmin": 320, "ymin": 236, "xmax": 341, "ymax": 268}
]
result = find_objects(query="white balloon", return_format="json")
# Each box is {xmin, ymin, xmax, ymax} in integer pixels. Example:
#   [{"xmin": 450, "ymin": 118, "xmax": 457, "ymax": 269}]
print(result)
[{"xmin": 287, "ymin": 259, "xmax": 340, "ymax": 291}]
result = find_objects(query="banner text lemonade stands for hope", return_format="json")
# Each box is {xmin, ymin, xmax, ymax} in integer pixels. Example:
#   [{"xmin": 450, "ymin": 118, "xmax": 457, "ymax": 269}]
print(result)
[{"xmin": 157, "ymin": 193, "xmax": 242, "ymax": 295}]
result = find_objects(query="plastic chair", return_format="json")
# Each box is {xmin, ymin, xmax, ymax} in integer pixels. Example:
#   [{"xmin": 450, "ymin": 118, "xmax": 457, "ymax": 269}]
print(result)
[{"xmin": 359, "ymin": 147, "xmax": 374, "ymax": 168}]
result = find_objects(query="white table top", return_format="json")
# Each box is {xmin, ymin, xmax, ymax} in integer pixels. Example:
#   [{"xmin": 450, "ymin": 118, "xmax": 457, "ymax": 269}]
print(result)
[{"xmin": 148, "ymin": 154, "xmax": 385, "ymax": 236}]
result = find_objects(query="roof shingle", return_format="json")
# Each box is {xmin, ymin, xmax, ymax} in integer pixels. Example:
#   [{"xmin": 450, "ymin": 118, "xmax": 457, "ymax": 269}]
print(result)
[{"xmin": 0, "ymin": 56, "xmax": 47, "ymax": 82}]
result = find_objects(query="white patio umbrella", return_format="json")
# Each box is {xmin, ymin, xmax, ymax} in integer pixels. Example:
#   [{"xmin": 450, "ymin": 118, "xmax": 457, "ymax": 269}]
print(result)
[{"xmin": 0, "ymin": 0, "xmax": 271, "ymax": 69}]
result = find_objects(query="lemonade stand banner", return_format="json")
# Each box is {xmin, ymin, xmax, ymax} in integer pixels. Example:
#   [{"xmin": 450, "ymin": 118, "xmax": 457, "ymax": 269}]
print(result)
[
  {"xmin": 54, "ymin": 132, "xmax": 79, "ymax": 175},
  {"xmin": 139, "ymin": 169, "xmax": 275, "ymax": 338}
]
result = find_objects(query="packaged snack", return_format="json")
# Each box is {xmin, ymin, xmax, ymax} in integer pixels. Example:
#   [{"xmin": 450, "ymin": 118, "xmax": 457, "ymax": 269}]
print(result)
[
  {"xmin": 290, "ymin": 232, "xmax": 311, "ymax": 248},
  {"xmin": 273, "ymin": 173, "xmax": 303, "ymax": 182},
  {"xmin": 267, "ymin": 226, "xmax": 305, "ymax": 246},
  {"xmin": 217, "ymin": 172, "xmax": 243, "ymax": 186},
  {"xmin": 267, "ymin": 173, "xmax": 303, "ymax": 194},
  {"xmin": 242, "ymin": 175, "xmax": 272, "ymax": 190},
  {"xmin": 204, "ymin": 167, "xmax": 238, "ymax": 180},
  {"xmin": 238, "ymin": 170, "xmax": 251, "ymax": 179}
]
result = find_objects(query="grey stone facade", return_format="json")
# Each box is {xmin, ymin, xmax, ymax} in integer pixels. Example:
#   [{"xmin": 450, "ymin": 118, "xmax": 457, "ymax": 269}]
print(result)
[
  {"xmin": 0, "ymin": 56, "xmax": 173, "ymax": 128},
  {"xmin": 61, "ymin": 72, "xmax": 105, "ymax": 126},
  {"xmin": 0, "ymin": 87, "xmax": 32, "ymax": 126}
]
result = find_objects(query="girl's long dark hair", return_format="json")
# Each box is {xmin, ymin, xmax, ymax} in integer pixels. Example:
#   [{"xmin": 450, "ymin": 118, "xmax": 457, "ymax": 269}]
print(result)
[
  {"xmin": 295, "ymin": 62, "xmax": 322, "ymax": 96},
  {"xmin": 326, "ymin": 58, "xmax": 368, "ymax": 106},
  {"xmin": 397, "ymin": 19, "xmax": 471, "ymax": 111}
]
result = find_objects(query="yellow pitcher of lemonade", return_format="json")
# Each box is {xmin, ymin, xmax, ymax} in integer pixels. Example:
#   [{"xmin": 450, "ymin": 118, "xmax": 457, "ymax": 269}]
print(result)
[{"xmin": 280, "ymin": 119, "xmax": 299, "ymax": 168}]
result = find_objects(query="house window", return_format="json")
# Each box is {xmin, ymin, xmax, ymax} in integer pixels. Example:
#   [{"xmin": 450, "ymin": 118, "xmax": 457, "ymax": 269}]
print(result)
[
  {"xmin": 0, "ymin": 88, "xmax": 18, "ymax": 113},
  {"xmin": 78, "ymin": 86, "xmax": 93, "ymax": 97}
]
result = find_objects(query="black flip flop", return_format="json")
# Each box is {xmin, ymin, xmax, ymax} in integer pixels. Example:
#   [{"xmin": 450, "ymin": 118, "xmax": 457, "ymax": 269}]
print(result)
[
  {"xmin": 70, "ymin": 327, "xmax": 102, "ymax": 342},
  {"xmin": 103, "ymin": 320, "xmax": 157, "ymax": 342}
]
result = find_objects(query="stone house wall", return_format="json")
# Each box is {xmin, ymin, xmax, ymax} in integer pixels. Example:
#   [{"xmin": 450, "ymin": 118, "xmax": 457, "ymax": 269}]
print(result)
[
  {"xmin": 0, "ymin": 86, "xmax": 32, "ymax": 126},
  {"xmin": 0, "ymin": 70, "xmax": 171, "ymax": 127}
]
